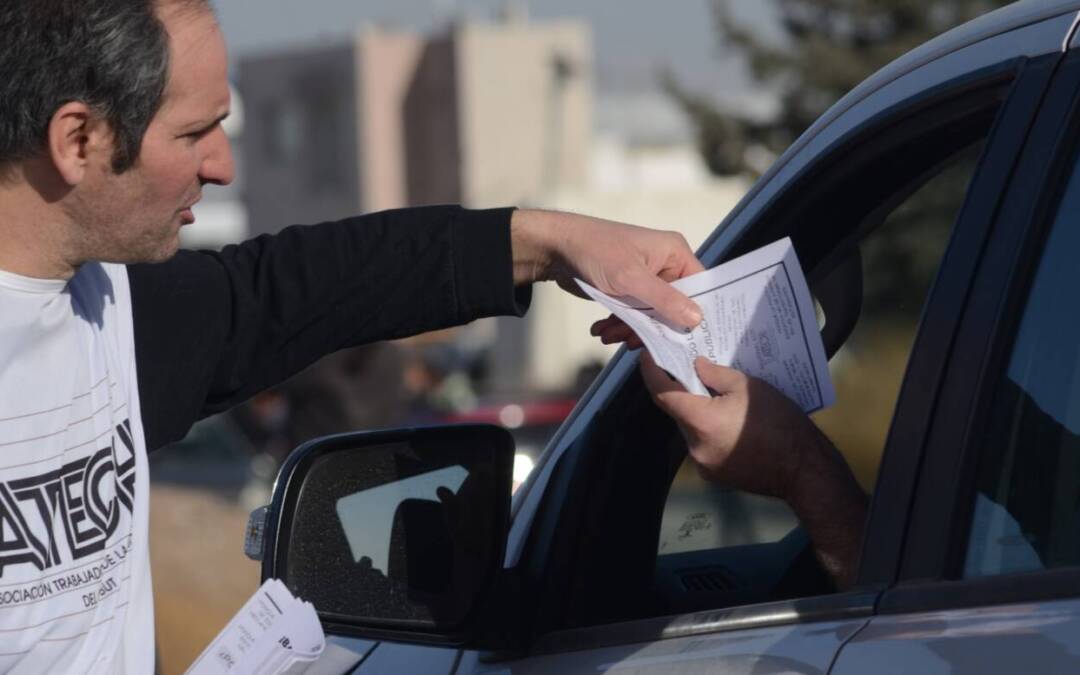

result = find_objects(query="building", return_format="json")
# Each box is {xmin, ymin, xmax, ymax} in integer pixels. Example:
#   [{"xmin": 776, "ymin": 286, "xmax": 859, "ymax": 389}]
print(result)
[{"xmin": 239, "ymin": 14, "xmax": 591, "ymax": 235}]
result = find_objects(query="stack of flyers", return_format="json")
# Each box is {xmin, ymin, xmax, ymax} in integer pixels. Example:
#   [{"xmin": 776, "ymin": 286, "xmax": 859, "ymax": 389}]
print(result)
[{"xmin": 185, "ymin": 578, "xmax": 325, "ymax": 675}]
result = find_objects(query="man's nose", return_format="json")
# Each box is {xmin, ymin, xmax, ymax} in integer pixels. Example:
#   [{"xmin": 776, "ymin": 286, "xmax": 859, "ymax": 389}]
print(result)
[{"xmin": 199, "ymin": 126, "xmax": 235, "ymax": 186}]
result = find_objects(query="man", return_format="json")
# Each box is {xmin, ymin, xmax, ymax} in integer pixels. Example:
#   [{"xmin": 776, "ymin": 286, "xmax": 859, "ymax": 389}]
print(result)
[{"xmin": 0, "ymin": 1, "xmax": 703, "ymax": 671}]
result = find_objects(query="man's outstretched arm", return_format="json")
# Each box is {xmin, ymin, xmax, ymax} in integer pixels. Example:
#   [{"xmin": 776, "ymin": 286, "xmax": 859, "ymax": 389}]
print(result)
[
  {"xmin": 131, "ymin": 206, "xmax": 706, "ymax": 451},
  {"xmin": 640, "ymin": 354, "xmax": 868, "ymax": 589}
]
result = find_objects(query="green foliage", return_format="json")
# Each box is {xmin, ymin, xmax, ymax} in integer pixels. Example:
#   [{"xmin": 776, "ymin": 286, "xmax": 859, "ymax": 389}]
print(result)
[{"xmin": 670, "ymin": 0, "xmax": 1010, "ymax": 175}]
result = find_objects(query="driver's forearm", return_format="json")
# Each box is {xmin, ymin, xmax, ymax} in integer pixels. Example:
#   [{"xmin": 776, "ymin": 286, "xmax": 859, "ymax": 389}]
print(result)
[{"xmin": 787, "ymin": 433, "xmax": 869, "ymax": 590}]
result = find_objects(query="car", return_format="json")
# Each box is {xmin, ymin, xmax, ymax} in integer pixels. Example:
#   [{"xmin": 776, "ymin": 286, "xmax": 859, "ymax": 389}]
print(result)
[{"xmin": 245, "ymin": 2, "xmax": 1080, "ymax": 672}]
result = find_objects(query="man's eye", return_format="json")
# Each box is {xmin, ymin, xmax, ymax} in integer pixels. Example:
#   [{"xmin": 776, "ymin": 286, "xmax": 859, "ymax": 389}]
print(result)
[{"xmin": 184, "ymin": 124, "xmax": 216, "ymax": 141}]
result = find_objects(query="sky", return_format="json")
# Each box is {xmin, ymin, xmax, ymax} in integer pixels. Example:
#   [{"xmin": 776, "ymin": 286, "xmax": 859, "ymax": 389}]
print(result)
[{"xmin": 214, "ymin": 0, "xmax": 776, "ymax": 111}]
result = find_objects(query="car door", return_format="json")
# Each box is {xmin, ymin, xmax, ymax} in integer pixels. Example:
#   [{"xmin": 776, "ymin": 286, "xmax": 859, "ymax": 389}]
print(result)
[
  {"xmin": 429, "ymin": 11, "xmax": 1077, "ymax": 675},
  {"xmin": 829, "ymin": 30, "xmax": 1080, "ymax": 675}
]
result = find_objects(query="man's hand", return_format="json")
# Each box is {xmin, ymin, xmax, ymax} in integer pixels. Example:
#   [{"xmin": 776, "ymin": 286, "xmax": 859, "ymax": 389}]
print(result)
[
  {"xmin": 640, "ymin": 353, "xmax": 813, "ymax": 498},
  {"xmin": 640, "ymin": 353, "xmax": 868, "ymax": 589},
  {"xmin": 510, "ymin": 209, "xmax": 704, "ymax": 330}
]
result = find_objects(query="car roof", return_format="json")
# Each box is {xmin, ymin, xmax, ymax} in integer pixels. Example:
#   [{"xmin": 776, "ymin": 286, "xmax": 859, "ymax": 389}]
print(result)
[{"xmin": 811, "ymin": 1, "xmax": 1080, "ymax": 139}]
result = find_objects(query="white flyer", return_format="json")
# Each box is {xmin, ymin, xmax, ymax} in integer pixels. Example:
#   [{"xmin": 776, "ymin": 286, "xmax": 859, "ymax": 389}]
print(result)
[
  {"xmin": 185, "ymin": 578, "xmax": 328, "ymax": 675},
  {"xmin": 578, "ymin": 237, "xmax": 835, "ymax": 413}
]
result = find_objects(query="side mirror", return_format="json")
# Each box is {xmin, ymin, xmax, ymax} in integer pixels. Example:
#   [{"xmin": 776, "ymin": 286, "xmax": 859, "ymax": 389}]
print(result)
[{"xmin": 258, "ymin": 425, "xmax": 515, "ymax": 645}]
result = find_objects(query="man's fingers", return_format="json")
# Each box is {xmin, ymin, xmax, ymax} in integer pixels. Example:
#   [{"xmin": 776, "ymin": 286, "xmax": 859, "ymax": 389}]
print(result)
[
  {"xmin": 658, "ymin": 256, "xmax": 706, "ymax": 281},
  {"xmin": 598, "ymin": 323, "xmax": 636, "ymax": 344},
  {"xmin": 655, "ymin": 234, "xmax": 705, "ymax": 280},
  {"xmin": 590, "ymin": 315, "xmax": 644, "ymax": 349},
  {"xmin": 694, "ymin": 357, "xmax": 745, "ymax": 395},
  {"xmin": 674, "ymin": 251, "xmax": 706, "ymax": 277},
  {"xmin": 621, "ymin": 268, "xmax": 702, "ymax": 330},
  {"xmin": 590, "ymin": 315, "xmax": 621, "ymax": 336},
  {"xmin": 639, "ymin": 352, "xmax": 683, "ymax": 396},
  {"xmin": 640, "ymin": 353, "xmax": 715, "ymax": 424}
]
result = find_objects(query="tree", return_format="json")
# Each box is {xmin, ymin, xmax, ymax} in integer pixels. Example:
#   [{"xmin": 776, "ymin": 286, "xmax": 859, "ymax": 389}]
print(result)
[
  {"xmin": 668, "ymin": 0, "xmax": 1010, "ymax": 176},
  {"xmin": 668, "ymin": 0, "xmax": 1011, "ymax": 319}
]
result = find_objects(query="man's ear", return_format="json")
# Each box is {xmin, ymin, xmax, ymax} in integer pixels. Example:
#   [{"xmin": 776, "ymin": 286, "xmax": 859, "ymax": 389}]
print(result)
[{"xmin": 47, "ymin": 101, "xmax": 115, "ymax": 186}]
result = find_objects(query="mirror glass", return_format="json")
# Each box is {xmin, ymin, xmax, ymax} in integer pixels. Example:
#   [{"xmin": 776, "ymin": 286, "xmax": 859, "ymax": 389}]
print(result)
[{"xmin": 280, "ymin": 428, "xmax": 512, "ymax": 629}]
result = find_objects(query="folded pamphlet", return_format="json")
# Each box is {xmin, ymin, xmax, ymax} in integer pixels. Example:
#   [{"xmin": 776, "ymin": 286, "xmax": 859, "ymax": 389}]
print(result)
[
  {"xmin": 578, "ymin": 237, "xmax": 835, "ymax": 412},
  {"xmin": 185, "ymin": 578, "xmax": 326, "ymax": 675}
]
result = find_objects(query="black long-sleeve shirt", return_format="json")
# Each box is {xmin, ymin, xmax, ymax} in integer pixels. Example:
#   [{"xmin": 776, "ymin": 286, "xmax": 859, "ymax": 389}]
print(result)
[{"xmin": 129, "ymin": 205, "xmax": 528, "ymax": 451}]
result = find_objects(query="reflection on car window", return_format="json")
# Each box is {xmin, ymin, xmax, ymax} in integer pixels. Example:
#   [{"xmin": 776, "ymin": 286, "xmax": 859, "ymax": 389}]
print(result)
[{"xmin": 965, "ymin": 143, "xmax": 1080, "ymax": 577}]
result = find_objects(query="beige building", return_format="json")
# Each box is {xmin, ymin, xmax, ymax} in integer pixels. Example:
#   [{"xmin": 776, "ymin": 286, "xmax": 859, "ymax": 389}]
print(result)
[{"xmin": 239, "ymin": 15, "xmax": 591, "ymax": 235}]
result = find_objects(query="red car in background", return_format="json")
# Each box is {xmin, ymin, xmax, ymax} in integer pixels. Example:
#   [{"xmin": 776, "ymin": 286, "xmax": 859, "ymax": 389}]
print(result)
[{"xmin": 439, "ymin": 397, "xmax": 577, "ymax": 490}]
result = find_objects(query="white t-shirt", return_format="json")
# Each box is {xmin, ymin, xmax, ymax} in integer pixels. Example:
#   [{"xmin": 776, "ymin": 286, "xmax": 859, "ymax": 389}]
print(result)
[{"xmin": 0, "ymin": 263, "xmax": 152, "ymax": 674}]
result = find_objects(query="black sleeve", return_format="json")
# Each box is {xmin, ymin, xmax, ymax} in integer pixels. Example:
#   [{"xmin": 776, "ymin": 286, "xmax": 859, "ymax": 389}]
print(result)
[{"xmin": 129, "ymin": 205, "xmax": 530, "ymax": 451}]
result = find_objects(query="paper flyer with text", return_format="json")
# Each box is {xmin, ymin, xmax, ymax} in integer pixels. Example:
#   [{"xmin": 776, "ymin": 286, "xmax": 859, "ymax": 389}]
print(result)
[{"xmin": 579, "ymin": 237, "xmax": 835, "ymax": 413}]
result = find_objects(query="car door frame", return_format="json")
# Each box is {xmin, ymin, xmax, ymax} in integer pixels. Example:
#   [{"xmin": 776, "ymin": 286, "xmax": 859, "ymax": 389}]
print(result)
[
  {"xmin": 480, "ymin": 16, "xmax": 1078, "ymax": 665},
  {"xmin": 879, "ymin": 43, "xmax": 1080, "ymax": 617}
]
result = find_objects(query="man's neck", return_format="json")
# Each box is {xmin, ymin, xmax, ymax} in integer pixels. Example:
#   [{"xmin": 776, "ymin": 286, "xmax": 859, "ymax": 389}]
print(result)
[{"xmin": 0, "ymin": 166, "xmax": 80, "ymax": 280}]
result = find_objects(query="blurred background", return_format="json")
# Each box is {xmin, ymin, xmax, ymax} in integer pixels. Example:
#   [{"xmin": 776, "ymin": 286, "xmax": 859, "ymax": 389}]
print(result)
[{"xmin": 150, "ymin": 0, "xmax": 1009, "ymax": 671}]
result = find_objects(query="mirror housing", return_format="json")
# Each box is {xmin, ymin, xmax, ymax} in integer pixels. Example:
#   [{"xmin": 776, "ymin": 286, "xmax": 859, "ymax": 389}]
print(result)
[{"xmin": 259, "ymin": 425, "xmax": 515, "ymax": 647}]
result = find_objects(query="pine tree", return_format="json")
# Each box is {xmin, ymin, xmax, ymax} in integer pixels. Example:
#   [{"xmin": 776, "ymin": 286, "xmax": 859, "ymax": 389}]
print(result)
[{"xmin": 670, "ymin": 0, "xmax": 1011, "ymax": 176}]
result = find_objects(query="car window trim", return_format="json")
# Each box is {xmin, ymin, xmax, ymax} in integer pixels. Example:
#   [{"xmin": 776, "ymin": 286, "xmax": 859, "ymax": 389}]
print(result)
[
  {"xmin": 880, "ymin": 567, "xmax": 1080, "ymax": 615},
  {"xmin": 895, "ymin": 50, "xmax": 1080, "ymax": 585},
  {"xmin": 855, "ymin": 52, "xmax": 1063, "ymax": 589},
  {"xmin": 515, "ymin": 590, "xmax": 879, "ymax": 660}
]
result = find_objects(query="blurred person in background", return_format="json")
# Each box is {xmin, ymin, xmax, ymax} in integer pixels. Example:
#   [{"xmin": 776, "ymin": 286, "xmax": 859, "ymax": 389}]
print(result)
[
  {"xmin": 232, "ymin": 343, "xmax": 411, "ymax": 465},
  {"xmin": 403, "ymin": 343, "xmax": 480, "ymax": 424},
  {"xmin": 0, "ymin": 0, "xmax": 704, "ymax": 671}
]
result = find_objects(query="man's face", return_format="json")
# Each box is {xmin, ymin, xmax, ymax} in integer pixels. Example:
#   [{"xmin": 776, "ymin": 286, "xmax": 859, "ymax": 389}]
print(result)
[{"xmin": 71, "ymin": 4, "xmax": 234, "ymax": 264}]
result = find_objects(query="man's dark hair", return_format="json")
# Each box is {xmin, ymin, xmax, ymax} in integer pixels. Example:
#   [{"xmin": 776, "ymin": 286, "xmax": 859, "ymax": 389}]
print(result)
[{"xmin": 0, "ymin": 0, "xmax": 210, "ymax": 173}]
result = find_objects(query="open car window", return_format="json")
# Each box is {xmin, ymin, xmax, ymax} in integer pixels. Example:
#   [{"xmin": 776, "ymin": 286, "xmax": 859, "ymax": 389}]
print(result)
[
  {"xmin": 528, "ymin": 73, "xmax": 1018, "ymax": 635},
  {"xmin": 655, "ymin": 138, "xmax": 987, "ymax": 615}
]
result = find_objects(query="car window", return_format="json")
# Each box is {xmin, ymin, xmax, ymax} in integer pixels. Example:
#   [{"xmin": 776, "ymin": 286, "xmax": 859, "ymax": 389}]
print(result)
[
  {"xmin": 963, "ymin": 138, "xmax": 1080, "ymax": 578},
  {"xmin": 658, "ymin": 141, "xmax": 986, "ymax": 559},
  {"xmin": 648, "ymin": 90, "xmax": 1015, "ymax": 620},
  {"xmin": 815, "ymin": 145, "xmax": 985, "ymax": 488},
  {"xmin": 539, "ymin": 80, "xmax": 1013, "ymax": 632}
]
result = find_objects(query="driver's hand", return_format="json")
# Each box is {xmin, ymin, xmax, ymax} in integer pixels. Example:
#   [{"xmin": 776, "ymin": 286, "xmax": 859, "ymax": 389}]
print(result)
[{"xmin": 639, "ymin": 352, "xmax": 820, "ymax": 500}]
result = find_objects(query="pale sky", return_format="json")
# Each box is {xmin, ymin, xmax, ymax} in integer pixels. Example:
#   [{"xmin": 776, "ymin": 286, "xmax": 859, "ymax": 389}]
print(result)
[{"xmin": 215, "ymin": 0, "xmax": 775, "ymax": 108}]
